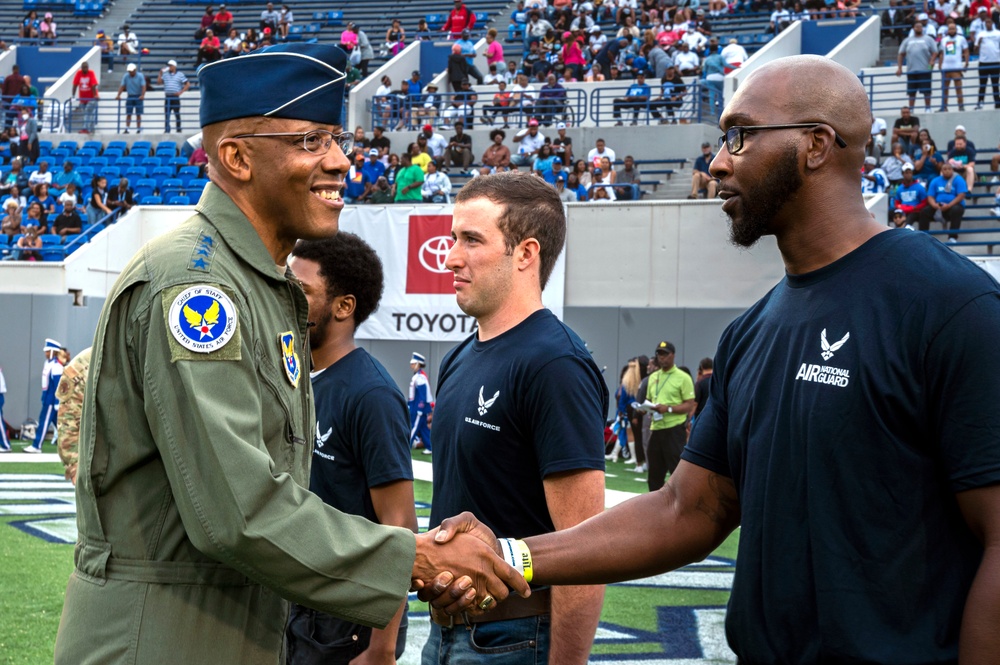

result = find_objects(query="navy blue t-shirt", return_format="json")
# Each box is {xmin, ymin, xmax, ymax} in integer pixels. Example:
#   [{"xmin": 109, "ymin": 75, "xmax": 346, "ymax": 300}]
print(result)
[
  {"xmin": 683, "ymin": 229, "xmax": 1000, "ymax": 664},
  {"xmin": 310, "ymin": 348, "xmax": 413, "ymax": 524},
  {"xmin": 429, "ymin": 309, "xmax": 608, "ymax": 538}
]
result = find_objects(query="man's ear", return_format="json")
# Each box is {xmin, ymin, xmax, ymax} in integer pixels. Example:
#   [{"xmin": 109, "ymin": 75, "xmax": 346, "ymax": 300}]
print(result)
[
  {"xmin": 215, "ymin": 138, "xmax": 253, "ymax": 183},
  {"xmin": 334, "ymin": 294, "xmax": 356, "ymax": 322}
]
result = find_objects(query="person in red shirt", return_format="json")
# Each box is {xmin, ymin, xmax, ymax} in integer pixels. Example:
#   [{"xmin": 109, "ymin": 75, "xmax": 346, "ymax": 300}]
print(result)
[
  {"xmin": 212, "ymin": 4, "xmax": 233, "ymax": 35},
  {"xmin": 442, "ymin": 0, "xmax": 476, "ymax": 39},
  {"xmin": 197, "ymin": 29, "xmax": 222, "ymax": 65},
  {"xmin": 71, "ymin": 61, "xmax": 99, "ymax": 134}
]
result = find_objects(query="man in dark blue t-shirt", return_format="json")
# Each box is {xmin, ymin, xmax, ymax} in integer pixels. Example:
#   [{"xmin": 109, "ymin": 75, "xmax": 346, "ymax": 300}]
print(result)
[
  {"xmin": 287, "ymin": 233, "xmax": 417, "ymax": 664},
  {"xmin": 423, "ymin": 171, "xmax": 608, "ymax": 665},
  {"xmin": 428, "ymin": 56, "xmax": 1000, "ymax": 664},
  {"xmin": 689, "ymin": 141, "xmax": 717, "ymax": 199},
  {"xmin": 611, "ymin": 71, "xmax": 652, "ymax": 126}
]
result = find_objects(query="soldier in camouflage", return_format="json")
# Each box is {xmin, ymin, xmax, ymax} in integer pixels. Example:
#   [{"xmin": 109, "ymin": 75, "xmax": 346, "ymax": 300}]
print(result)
[{"xmin": 55, "ymin": 347, "xmax": 90, "ymax": 484}]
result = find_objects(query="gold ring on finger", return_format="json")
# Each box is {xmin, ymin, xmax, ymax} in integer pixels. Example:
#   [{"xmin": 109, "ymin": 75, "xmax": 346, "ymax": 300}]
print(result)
[{"xmin": 478, "ymin": 595, "xmax": 495, "ymax": 611}]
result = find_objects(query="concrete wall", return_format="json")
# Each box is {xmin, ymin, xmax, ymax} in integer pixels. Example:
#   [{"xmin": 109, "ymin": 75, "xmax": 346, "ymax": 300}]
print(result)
[
  {"xmin": 346, "ymin": 40, "xmax": 421, "ymax": 131},
  {"xmin": 44, "ymin": 46, "xmax": 102, "ymax": 131},
  {"xmin": 825, "ymin": 16, "xmax": 880, "ymax": 73}
]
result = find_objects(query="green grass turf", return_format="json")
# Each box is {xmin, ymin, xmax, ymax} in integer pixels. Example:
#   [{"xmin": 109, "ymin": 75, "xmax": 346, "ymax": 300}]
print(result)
[{"xmin": 1, "ymin": 457, "xmax": 739, "ymax": 663}]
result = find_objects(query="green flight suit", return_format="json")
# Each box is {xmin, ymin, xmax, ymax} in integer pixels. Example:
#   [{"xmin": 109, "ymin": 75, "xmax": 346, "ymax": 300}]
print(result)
[{"xmin": 55, "ymin": 183, "xmax": 415, "ymax": 665}]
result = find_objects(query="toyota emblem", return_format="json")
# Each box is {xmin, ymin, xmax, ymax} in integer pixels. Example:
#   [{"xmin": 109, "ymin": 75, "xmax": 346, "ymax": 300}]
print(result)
[{"xmin": 418, "ymin": 235, "xmax": 454, "ymax": 274}]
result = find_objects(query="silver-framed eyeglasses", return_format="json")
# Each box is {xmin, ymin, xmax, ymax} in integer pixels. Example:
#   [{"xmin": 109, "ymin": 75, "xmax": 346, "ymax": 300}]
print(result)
[
  {"xmin": 231, "ymin": 130, "xmax": 354, "ymax": 156},
  {"xmin": 718, "ymin": 123, "xmax": 848, "ymax": 155}
]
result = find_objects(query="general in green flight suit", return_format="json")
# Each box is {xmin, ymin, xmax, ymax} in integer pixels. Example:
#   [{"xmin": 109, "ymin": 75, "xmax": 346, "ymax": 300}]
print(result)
[{"xmin": 54, "ymin": 43, "xmax": 527, "ymax": 665}]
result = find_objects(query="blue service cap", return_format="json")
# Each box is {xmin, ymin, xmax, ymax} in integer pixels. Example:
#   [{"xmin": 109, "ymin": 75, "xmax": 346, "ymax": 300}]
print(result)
[
  {"xmin": 411, "ymin": 352, "xmax": 426, "ymax": 365},
  {"xmin": 198, "ymin": 43, "xmax": 349, "ymax": 128},
  {"xmin": 44, "ymin": 338, "xmax": 63, "ymax": 352}
]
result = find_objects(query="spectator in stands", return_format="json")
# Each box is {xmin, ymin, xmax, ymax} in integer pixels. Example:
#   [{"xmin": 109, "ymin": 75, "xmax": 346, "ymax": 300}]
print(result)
[
  {"xmin": 39, "ymin": 12, "xmax": 57, "ymax": 44},
  {"xmin": 890, "ymin": 207, "xmax": 915, "ymax": 230},
  {"xmin": 869, "ymin": 115, "xmax": 888, "ymax": 161},
  {"xmin": 340, "ymin": 22, "xmax": 359, "ymax": 56},
  {"xmin": 411, "ymin": 139, "xmax": 433, "ymax": 173},
  {"xmin": 118, "ymin": 25, "xmax": 139, "ymax": 56},
  {"xmin": 343, "ymin": 153, "xmax": 369, "ymax": 204},
  {"xmin": 913, "ymin": 137, "xmax": 945, "ymax": 184},
  {"xmin": 447, "ymin": 43, "xmax": 471, "ymax": 91},
  {"xmin": 947, "ymin": 136, "xmax": 977, "ymax": 191},
  {"xmin": 158, "ymin": 60, "xmax": 190, "ymax": 134},
  {"xmin": 484, "ymin": 63, "xmax": 504, "ymax": 85},
  {"xmin": 536, "ymin": 73, "xmax": 567, "ymax": 125},
  {"xmin": 551, "ymin": 121, "xmax": 572, "ymax": 163},
  {"xmin": 937, "ymin": 21, "xmax": 970, "ymax": 111},
  {"xmin": 222, "ymin": 28, "xmax": 242, "ymax": 58},
  {"xmin": 361, "ymin": 148, "xmax": 385, "ymax": 190},
  {"xmin": 196, "ymin": 6, "xmax": 215, "ymax": 40},
  {"xmin": 532, "ymin": 143, "xmax": 556, "ymax": 179},
  {"xmin": 524, "ymin": 11, "xmax": 554, "ymax": 49},
  {"xmin": 352, "ymin": 126, "xmax": 370, "ymax": 154},
  {"xmin": 881, "ymin": 142, "xmax": 914, "ymax": 186},
  {"xmin": 59, "ymin": 184, "xmax": 80, "ymax": 208},
  {"xmin": 572, "ymin": 158, "xmax": 592, "ymax": 189},
  {"xmin": 925, "ymin": 161, "xmax": 967, "ymax": 242},
  {"xmin": 370, "ymin": 126, "xmax": 391, "ymax": 162},
  {"xmin": 891, "ymin": 106, "xmax": 921, "ymax": 154},
  {"xmin": 20, "ymin": 10, "xmax": 39, "ymax": 40},
  {"xmin": 521, "ymin": 41, "xmax": 545, "ymax": 79},
  {"xmin": 53, "ymin": 198, "xmax": 83, "ymax": 237},
  {"xmin": 565, "ymin": 172, "xmax": 587, "ymax": 201},
  {"xmin": 212, "ymin": 5, "xmax": 233, "ymax": 36},
  {"xmin": 21, "ymin": 200, "xmax": 44, "ymax": 233},
  {"xmin": 453, "ymin": 30, "xmax": 484, "ymax": 85},
  {"xmin": 374, "ymin": 75, "xmax": 393, "ymax": 126},
  {"xmin": 1, "ymin": 159, "xmax": 26, "ymax": 196},
  {"xmin": 414, "ymin": 18, "xmax": 432, "ymax": 41},
  {"xmin": 1, "ymin": 199, "xmax": 21, "ymax": 238},
  {"xmin": 278, "ymin": 5, "xmax": 293, "ymax": 39},
  {"xmin": 394, "ymin": 152, "xmax": 424, "ymax": 202},
  {"xmin": 947, "ymin": 125, "xmax": 977, "ymax": 154},
  {"xmin": 587, "ymin": 137, "xmax": 616, "ymax": 166},
  {"xmin": 6, "ymin": 184, "xmax": 27, "ymax": 213},
  {"xmin": 28, "ymin": 161, "xmax": 51, "ymax": 188},
  {"xmin": 260, "ymin": 2, "xmax": 280, "ymax": 34},
  {"xmin": 197, "ymin": 29, "xmax": 223, "ymax": 66},
  {"xmin": 482, "ymin": 129, "xmax": 511, "ymax": 170},
  {"xmin": 107, "ymin": 177, "xmax": 135, "ymax": 217},
  {"xmin": 385, "ymin": 19, "xmax": 406, "ymax": 56},
  {"xmin": 95, "ymin": 29, "xmax": 114, "ymax": 73},
  {"xmin": 453, "ymin": 78, "xmax": 479, "ymax": 126},
  {"xmin": 702, "ymin": 49, "xmax": 726, "ymax": 118},
  {"xmin": 612, "ymin": 71, "xmax": 651, "ymax": 125},
  {"xmin": 260, "ymin": 25, "xmax": 276, "ymax": 47},
  {"xmin": 445, "ymin": 120, "xmax": 473, "ymax": 171},
  {"xmin": 421, "ymin": 160, "xmax": 452, "ymax": 203},
  {"xmin": 16, "ymin": 218, "xmax": 43, "ymax": 259},
  {"xmin": 242, "ymin": 27, "xmax": 260, "ymax": 52},
  {"xmin": 592, "ymin": 164, "xmax": 616, "ymax": 201},
  {"xmin": 115, "ymin": 63, "xmax": 147, "ymax": 134},
  {"xmin": 2, "ymin": 65, "xmax": 24, "ymax": 124},
  {"xmin": 71, "ymin": 62, "xmax": 99, "ymax": 135},
  {"xmin": 352, "ymin": 25, "xmax": 375, "ymax": 78},
  {"xmin": 186, "ymin": 143, "xmax": 208, "ymax": 179},
  {"xmin": 861, "ymin": 156, "xmax": 889, "ymax": 194},
  {"xmin": 511, "ymin": 118, "xmax": 546, "ymax": 166},
  {"xmin": 87, "ymin": 175, "xmax": 112, "ymax": 225},
  {"xmin": 897, "ymin": 21, "xmax": 937, "ymax": 112},
  {"xmin": 881, "ymin": 0, "xmax": 914, "ymax": 43},
  {"xmin": 674, "ymin": 42, "xmax": 701, "ymax": 76},
  {"xmin": 770, "ymin": 1, "xmax": 793, "ymax": 32},
  {"xmin": 52, "ymin": 161, "xmax": 83, "ymax": 195},
  {"xmin": 415, "ymin": 82, "xmax": 442, "ymax": 125},
  {"xmin": 974, "ymin": 15, "xmax": 1000, "ymax": 109},
  {"xmin": 384, "ymin": 153, "xmax": 400, "ymax": 187},
  {"xmin": 485, "ymin": 28, "xmax": 504, "ymax": 71},
  {"xmin": 891, "ymin": 163, "xmax": 929, "ymax": 226},
  {"xmin": 29, "ymin": 183, "xmax": 56, "ymax": 226},
  {"xmin": 616, "ymin": 155, "xmax": 641, "ymax": 200},
  {"xmin": 689, "ymin": 141, "xmax": 717, "ymax": 199},
  {"xmin": 444, "ymin": 0, "xmax": 477, "ymax": 39},
  {"xmin": 369, "ymin": 176, "xmax": 393, "ymax": 204},
  {"xmin": 510, "ymin": 72, "xmax": 536, "ymax": 118},
  {"xmin": 420, "ymin": 124, "xmax": 448, "ymax": 163}
]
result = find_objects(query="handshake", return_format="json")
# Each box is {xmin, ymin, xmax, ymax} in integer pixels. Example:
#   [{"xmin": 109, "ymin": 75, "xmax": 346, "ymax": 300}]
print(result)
[{"xmin": 410, "ymin": 512, "xmax": 532, "ymax": 616}]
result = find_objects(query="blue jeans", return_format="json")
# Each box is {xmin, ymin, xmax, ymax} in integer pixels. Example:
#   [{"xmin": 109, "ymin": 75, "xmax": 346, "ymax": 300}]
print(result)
[
  {"xmin": 422, "ymin": 615, "xmax": 550, "ymax": 665},
  {"xmin": 82, "ymin": 100, "xmax": 98, "ymax": 132}
]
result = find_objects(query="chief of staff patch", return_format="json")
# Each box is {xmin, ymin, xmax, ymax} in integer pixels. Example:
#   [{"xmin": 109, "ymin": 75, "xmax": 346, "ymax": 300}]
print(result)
[{"xmin": 168, "ymin": 285, "xmax": 239, "ymax": 354}]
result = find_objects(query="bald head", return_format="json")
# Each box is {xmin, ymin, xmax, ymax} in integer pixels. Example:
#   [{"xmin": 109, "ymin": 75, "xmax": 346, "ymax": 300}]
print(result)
[{"xmin": 727, "ymin": 56, "xmax": 871, "ymax": 166}]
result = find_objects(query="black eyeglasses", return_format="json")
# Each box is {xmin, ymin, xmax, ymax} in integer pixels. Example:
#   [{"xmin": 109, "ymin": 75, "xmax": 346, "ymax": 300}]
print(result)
[
  {"xmin": 718, "ymin": 123, "xmax": 848, "ymax": 155},
  {"xmin": 231, "ymin": 129, "xmax": 354, "ymax": 156}
]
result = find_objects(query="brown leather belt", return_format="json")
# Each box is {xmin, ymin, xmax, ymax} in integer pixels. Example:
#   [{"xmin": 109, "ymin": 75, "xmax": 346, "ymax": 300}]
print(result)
[{"xmin": 430, "ymin": 588, "xmax": 551, "ymax": 627}]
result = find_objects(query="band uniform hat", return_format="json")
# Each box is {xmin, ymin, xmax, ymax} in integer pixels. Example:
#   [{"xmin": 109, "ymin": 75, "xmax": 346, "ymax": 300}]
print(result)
[
  {"xmin": 198, "ymin": 42, "xmax": 349, "ymax": 128},
  {"xmin": 44, "ymin": 338, "xmax": 63, "ymax": 352},
  {"xmin": 655, "ymin": 341, "xmax": 676, "ymax": 355},
  {"xmin": 411, "ymin": 352, "xmax": 426, "ymax": 365}
]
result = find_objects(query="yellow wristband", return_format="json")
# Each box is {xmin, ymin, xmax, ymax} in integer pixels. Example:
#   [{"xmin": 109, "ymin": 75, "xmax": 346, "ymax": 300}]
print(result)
[{"xmin": 512, "ymin": 539, "xmax": 533, "ymax": 584}]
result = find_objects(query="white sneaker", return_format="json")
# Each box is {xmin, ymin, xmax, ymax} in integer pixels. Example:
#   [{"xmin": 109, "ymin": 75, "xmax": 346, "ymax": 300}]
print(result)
[
  {"xmin": 992, "ymin": 206, "xmax": 1000, "ymax": 218},
  {"xmin": 421, "ymin": 449, "xmax": 432, "ymax": 455},
  {"xmin": 22, "ymin": 446, "xmax": 41, "ymax": 453}
]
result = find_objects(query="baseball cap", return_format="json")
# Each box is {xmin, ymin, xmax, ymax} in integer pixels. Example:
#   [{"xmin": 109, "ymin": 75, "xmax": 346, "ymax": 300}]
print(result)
[
  {"xmin": 167, "ymin": 59, "xmax": 177, "ymax": 67},
  {"xmin": 864, "ymin": 156, "xmax": 877, "ymax": 165},
  {"xmin": 955, "ymin": 124, "xmax": 966, "ymax": 132},
  {"xmin": 528, "ymin": 118, "xmax": 539, "ymax": 126},
  {"xmin": 368, "ymin": 148, "xmax": 378, "ymax": 156},
  {"xmin": 422, "ymin": 124, "xmax": 433, "ymax": 132},
  {"xmin": 127, "ymin": 63, "xmax": 137, "ymax": 72},
  {"xmin": 893, "ymin": 208, "xmax": 905, "ymax": 215},
  {"xmin": 978, "ymin": 6, "xmax": 987, "ymax": 11},
  {"xmin": 655, "ymin": 341, "xmax": 676, "ymax": 354},
  {"xmin": 589, "ymin": 25, "xmax": 602, "ymax": 33},
  {"xmin": 917, "ymin": 12, "xmax": 929, "ymax": 19},
  {"xmin": 553, "ymin": 156, "xmax": 562, "ymax": 164},
  {"xmin": 593, "ymin": 167, "xmax": 603, "ymax": 175},
  {"xmin": 901, "ymin": 162, "xmax": 914, "ymax": 171},
  {"xmin": 556, "ymin": 121, "xmax": 567, "ymax": 130},
  {"xmin": 701, "ymin": 141, "xmax": 711, "ymax": 148},
  {"xmin": 412, "ymin": 70, "xmax": 421, "ymax": 77}
]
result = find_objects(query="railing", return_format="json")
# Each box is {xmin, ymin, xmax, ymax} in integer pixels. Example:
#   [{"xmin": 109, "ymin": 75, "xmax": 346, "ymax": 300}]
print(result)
[
  {"xmin": 858, "ymin": 64, "xmax": 1000, "ymax": 114},
  {"xmin": 367, "ymin": 89, "xmax": 588, "ymax": 131},
  {"xmin": 62, "ymin": 97, "xmax": 202, "ymax": 135},
  {"xmin": 591, "ymin": 82, "xmax": 718, "ymax": 127},
  {"xmin": 2, "ymin": 95, "xmax": 62, "ymax": 132}
]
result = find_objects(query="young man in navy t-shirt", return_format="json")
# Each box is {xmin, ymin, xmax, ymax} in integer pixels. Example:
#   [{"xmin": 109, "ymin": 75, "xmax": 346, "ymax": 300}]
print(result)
[
  {"xmin": 287, "ymin": 233, "xmax": 417, "ymax": 664},
  {"xmin": 429, "ymin": 56, "xmax": 1000, "ymax": 664},
  {"xmin": 423, "ymin": 171, "xmax": 608, "ymax": 665}
]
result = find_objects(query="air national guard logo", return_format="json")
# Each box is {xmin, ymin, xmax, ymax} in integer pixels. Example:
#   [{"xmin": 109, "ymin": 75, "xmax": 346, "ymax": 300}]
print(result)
[
  {"xmin": 168, "ymin": 285, "xmax": 238, "ymax": 354},
  {"xmin": 279, "ymin": 331, "xmax": 301, "ymax": 388}
]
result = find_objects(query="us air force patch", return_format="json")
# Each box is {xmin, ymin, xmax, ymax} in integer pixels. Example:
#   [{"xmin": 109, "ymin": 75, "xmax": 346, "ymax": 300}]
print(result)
[
  {"xmin": 279, "ymin": 331, "xmax": 301, "ymax": 388},
  {"xmin": 165, "ymin": 285, "xmax": 241, "ymax": 361}
]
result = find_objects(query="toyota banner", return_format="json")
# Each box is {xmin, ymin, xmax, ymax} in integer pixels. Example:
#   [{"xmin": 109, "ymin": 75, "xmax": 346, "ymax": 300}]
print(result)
[{"xmin": 339, "ymin": 205, "xmax": 567, "ymax": 342}]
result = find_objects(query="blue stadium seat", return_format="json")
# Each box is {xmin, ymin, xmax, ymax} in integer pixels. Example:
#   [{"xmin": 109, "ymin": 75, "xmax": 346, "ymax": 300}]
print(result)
[
  {"xmin": 106, "ymin": 141, "xmax": 128, "ymax": 153},
  {"xmin": 177, "ymin": 165, "xmax": 201, "ymax": 180},
  {"xmin": 155, "ymin": 141, "xmax": 178, "ymax": 157},
  {"xmin": 168, "ymin": 195, "xmax": 190, "ymax": 206},
  {"xmin": 57, "ymin": 141, "xmax": 79, "ymax": 155},
  {"xmin": 63, "ymin": 235, "xmax": 85, "ymax": 256},
  {"xmin": 125, "ymin": 167, "xmax": 148, "ymax": 181},
  {"xmin": 115, "ymin": 157, "xmax": 136, "ymax": 169},
  {"xmin": 130, "ymin": 141, "xmax": 152, "ymax": 156},
  {"xmin": 327, "ymin": 10, "xmax": 343, "ymax": 25},
  {"xmin": 167, "ymin": 157, "xmax": 187, "ymax": 170},
  {"xmin": 82, "ymin": 140, "xmax": 103, "ymax": 154},
  {"xmin": 103, "ymin": 148, "xmax": 125, "ymax": 160},
  {"xmin": 141, "ymin": 195, "xmax": 163, "ymax": 205},
  {"xmin": 134, "ymin": 178, "xmax": 157, "ymax": 200},
  {"xmin": 77, "ymin": 148, "xmax": 98, "ymax": 161},
  {"xmin": 287, "ymin": 24, "xmax": 305, "ymax": 39},
  {"xmin": 151, "ymin": 167, "xmax": 174, "ymax": 188},
  {"xmin": 65, "ymin": 156, "xmax": 84, "ymax": 169},
  {"xmin": 162, "ymin": 178, "xmax": 184, "ymax": 197},
  {"xmin": 0, "ymin": 235, "xmax": 9, "ymax": 247},
  {"xmin": 38, "ymin": 140, "xmax": 53, "ymax": 155},
  {"xmin": 77, "ymin": 166, "xmax": 95, "ymax": 180},
  {"xmin": 475, "ymin": 11, "xmax": 488, "ymax": 22},
  {"xmin": 99, "ymin": 166, "xmax": 121, "ymax": 180},
  {"xmin": 141, "ymin": 157, "xmax": 163, "ymax": 170},
  {"xmin": 185, "ymin": 178, "xmax": 209, "ymax": 196},
  {"xmin": 88, "ymin": 156, "xmax": 108, "ymax": 169}
]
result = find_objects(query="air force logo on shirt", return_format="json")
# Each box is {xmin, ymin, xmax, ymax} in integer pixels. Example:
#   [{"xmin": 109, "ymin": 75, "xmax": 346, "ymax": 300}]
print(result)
[
  {"xmin": 794, "ymin": 328, "xmax": 851, "ymax": 388},
  {"xmin": 313, "ymin": 422, "xmax": 335, "ymax": 461},
  {"xmin": 466, "ymin": 385, "xmax": 501, "ymax": 431}
]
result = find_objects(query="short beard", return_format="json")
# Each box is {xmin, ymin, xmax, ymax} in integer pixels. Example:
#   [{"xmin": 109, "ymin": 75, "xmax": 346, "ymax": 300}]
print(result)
[
  {"xmin": 307, "ymin": 307, "xmax": 334, "ymax": 350},
  {"xmin": 728, "ymin": 144, "xmax": 803, "ymax": 248}
]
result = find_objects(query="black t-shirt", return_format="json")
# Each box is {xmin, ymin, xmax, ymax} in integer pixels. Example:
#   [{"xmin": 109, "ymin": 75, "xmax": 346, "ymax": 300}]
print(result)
[
  {"xmin": 429, "ymin": 309, "xmax": 608, "ymax": 538},
  {"xmin": 53, "ymin": 210, "xmax": 82, "ymax": 234},
  {"xmin": 449, "ymin": 133, "xmax": 472, "ymax": 151},
  {"xmin": 693, "ymin": 373, "xmax": 710, "ymax": 417},
  {"xmin": 370, "ymin": 135, "xmax": 391, "ymax": 154},
  {"xmin": 552, "ymin": 135, "xmax": 572, "ymax": 157},
  {"xmin": 309, "ymin": 348, "xmax": 413, "ymax": 524},
  {"xmin": 683, "ymin": 229, "xmax": 1000, "ymax": 663}
]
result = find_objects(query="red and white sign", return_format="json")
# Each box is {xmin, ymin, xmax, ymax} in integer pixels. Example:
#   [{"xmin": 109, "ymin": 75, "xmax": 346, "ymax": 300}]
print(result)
[{"xmin": 339, "ymin": 205, "xmax": 566, "ymax": 342}]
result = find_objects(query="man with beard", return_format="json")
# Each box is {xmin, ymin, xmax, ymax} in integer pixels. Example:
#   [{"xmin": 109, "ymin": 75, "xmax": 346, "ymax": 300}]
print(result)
[
  {"xmin": 423, "ymin": 171, "xmax": 608, "ymax": 665},
  {"xmin": 286, "ymin": 233, "xmax": 416, "ymax": 664},
  {"xmin": 429, "ymin": 55, "xmax": 1000, "ymax": 664}
]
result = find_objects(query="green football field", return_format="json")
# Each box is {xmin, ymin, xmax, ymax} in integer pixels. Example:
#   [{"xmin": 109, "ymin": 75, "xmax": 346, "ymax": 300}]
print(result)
[{"xmin": 0, "ymin": 449, "xmax": 738, "ymax": 665}]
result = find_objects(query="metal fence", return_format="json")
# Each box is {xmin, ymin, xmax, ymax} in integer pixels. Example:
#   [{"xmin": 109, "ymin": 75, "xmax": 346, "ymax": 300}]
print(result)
[
  {"xmin": 859, "ymin": 63, "xmax": 1000, "ymax": 114},
  {"xmin": 2, "ymin": 95, "xmax": 62, "ymax": 132},
  {"xmin": 590, "ymin": 82, "xmax": 719, "ymax": 127}
]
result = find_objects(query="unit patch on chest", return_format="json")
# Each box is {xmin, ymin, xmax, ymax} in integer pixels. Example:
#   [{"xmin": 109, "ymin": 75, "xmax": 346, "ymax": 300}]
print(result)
[{"xmin": 163, "ymin": 284, "xmax": 241, "ymax": 361}]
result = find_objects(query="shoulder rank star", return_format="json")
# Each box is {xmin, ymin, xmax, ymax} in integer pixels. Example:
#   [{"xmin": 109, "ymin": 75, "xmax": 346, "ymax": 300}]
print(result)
[{"xmin": 279, "ymin": 331, "xmax": 301, "ymax": 387}]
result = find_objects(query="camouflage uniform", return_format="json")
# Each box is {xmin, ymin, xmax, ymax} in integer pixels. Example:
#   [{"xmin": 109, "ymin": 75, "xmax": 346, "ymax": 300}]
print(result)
[{"xmin": 55, "ymin": 347, "xmax": 91, "ymax": 482}]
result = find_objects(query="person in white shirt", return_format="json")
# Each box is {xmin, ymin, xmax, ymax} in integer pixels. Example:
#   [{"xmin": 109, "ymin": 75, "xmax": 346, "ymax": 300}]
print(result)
[
  {"xmin": 484, "ymin": 64, "xmax": 504, "ymax": 85},
  {"xmin": 374, "ymin": 75, "xmax": 394, "ymax": 127},
  {"xmin": 937, "ymin": 21, "xmax": 969, "ymax": 111},
  {"xmin": 117, "ymin": 25, "xmax": 139, "ymax": 54},
  {"xmin": 421, "ymin": 161, "xmax": 452, "ymax": 203},
  {"xmin": 509, "ymin": 73, "xmax": 536, "ymax": 115},
  {"xmin": 908, "ymin": 13, "xmax": 938, "ymax": 39},
  {"xmin": 974, "ymin": 15, "xmax": 1000, "ymax": 109},
  {"xmin": 682, "ymin": 29, "xmax": 707, "ymax": 52},
  {"xmin": 511, "ymin": 118, "xmax": 546, "ymax": 166},
  {"xmin": 420, "ymin": 125, "xmax": 448, "ymax": 160},
  {"xmin": 222, "ymin": 28, "xmax": 242, "ymax": 58},
  {"xmin": 721, "ymin": 38, "xmax": 749, "ymax": 70},
  {"xmin": 870, "ymin": 117, "xmax": 888, "ymax": 160},
  {"xmin": 969, "ymin": 7, "xmax": 990, "ymax": 43},
  {"xmin": 770, "ymin": 1, "xmax": 792, "ymax": 32},
  {"xmin": 586, "ymin": 138, "xmax": 616, "ymax": 166},
  {"xmin": 674, "ymin": 42, "xmax": 701, "ymax": 75}
]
